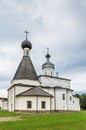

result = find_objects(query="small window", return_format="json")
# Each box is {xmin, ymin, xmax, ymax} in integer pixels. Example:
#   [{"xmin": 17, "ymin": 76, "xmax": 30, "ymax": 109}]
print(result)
[
  {"xmin": 41, "ymin": 101, "xmax": 46, "ymax": 109},
  {"xmin": 26, "ymin": 50, "xmax": 28, "ymax": 55},
  {"xmin": 70, "ymin": 96, "xmax": 72, "ymax": 101},
  {"xmin": 45, "ymin": 71, "xmax": 47, "ymax": 75},
  {"xmin": 27, "ymin": 101, "xmax": 32, "ymax": 108},
  {"xmin": 62, "ymin": 94, "xmax": 65, "ymax": 100},
  {"xmin": 51, "ymin": 71, "xmax": 52, "ymax": 76}
]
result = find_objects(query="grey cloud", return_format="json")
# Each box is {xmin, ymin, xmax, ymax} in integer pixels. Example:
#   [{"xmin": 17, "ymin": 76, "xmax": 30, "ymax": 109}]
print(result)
[{"xmin": 0, "ymin": 0, "xmax": 86, "ymax": 90}]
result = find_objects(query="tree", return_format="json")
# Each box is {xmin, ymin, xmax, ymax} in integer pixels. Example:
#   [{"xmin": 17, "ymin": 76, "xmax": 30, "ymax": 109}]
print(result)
[
  {"xmin": 80, "ymin": 94, "xmax": 86, "ymax": 110},
  {"xmin": 74, "ymin": 93, "xmax": 80, "ymax": 98}
]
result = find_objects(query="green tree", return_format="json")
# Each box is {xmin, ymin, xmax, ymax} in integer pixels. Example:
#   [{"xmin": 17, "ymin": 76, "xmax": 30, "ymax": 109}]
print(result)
[
  {"xmin": 80, "ymin": 94, "xmax": 86, "ymax": 110},
  {"xmin": 74, "ymin": 93, "xmax": 80, "ymax": 98}
]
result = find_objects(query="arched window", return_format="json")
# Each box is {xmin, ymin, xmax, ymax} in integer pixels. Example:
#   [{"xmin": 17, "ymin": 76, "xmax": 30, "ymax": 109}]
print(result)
[
  {"xmin": 62, "ymin": 94, "xmax": 65, "ymax": 100},
  {"xmin": 26, "ymin": 50, "xmax": 28, "ymax": 55},
  {"xmin": 70, "ymin": 96, "xmax": 72, "ymax": 101},
  {"xmin": 45, "ymin": 71, "xmax": 47, "ymax": 75},
  {"xmin": 51, "ymin": 71, "xmax": 52, "ymax": 76}
]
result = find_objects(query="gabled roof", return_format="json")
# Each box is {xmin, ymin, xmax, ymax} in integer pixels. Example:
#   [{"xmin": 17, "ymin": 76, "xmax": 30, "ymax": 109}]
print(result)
[
  {"xmin": 16, "ymin": 87, "xmax": 53, "ymax": 97},
  {"xmin": 12, "ymin": 56, "xmax": 38, "ymax": 81}
]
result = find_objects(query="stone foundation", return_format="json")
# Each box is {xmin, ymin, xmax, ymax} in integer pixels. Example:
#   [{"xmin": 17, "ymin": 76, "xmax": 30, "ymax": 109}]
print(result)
[{"xmin": 14, "ymin": 109, "xmax": 79, "ymax": 114}]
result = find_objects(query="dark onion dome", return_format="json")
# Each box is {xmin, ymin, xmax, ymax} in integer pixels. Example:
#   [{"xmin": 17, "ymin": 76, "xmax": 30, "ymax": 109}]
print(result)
[
  {"xmin": 46, "ymin": 53, "xmax": 50, "ymax": 59},
  {"xmin": 21, "ymin": 39, "xmax": 32, "ymax": 49},
  {"xmin": 42, "ymin": 61, "xmax": 55, "ymax": 69}
]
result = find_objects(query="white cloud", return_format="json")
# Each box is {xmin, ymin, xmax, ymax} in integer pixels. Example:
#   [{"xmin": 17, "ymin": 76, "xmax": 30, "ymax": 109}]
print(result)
[
  {"xmin": 0, "ymin": 88, "xmax": 7, "ymax": 98},
  {"xmin": 0, "ymin": 0, "xmax": 86, "ymax": 91}
]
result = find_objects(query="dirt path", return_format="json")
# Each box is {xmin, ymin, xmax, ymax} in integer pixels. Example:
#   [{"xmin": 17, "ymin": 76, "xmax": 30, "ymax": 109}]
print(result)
[{"xmin": 0, "ymin": 116, "xmax": 22, "ymax": 122}]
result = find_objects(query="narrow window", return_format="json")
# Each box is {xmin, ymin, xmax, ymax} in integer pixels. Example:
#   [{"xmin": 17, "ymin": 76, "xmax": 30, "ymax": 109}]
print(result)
[
  {"xmin": 26, "ymin": 50, "xmax": 28, "ymax": 55},
  {"xmin": 45, "ymin": 71, "xmax": 47, "ymax": 75},
  {"xmin": 51, "ymin": 71, "xmax": 52, "ymax": 76},
  {"xmin": 41, "ymin": 101, "xmax": 46, "ymax": 109},
  {"xmin": 70, "ymin": 96, "xmax": 72, "ymax": 101},
  {"xmin": 62, "ymin": 94, "xmax": 65, "ymax": 100},
  {"xmin": 27, "ymin": 101, "xmax": 32, "ymax": 108}
]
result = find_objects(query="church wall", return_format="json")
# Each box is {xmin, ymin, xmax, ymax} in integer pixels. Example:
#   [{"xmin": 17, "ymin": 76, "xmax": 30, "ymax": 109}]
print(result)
[
  {"xmin": 38, "ymin": 97, "xmax": 51, "ymax": 111},
  {"xmin": 15, "ymin": 96, "xmax": 36, "ymax": 111},
  {"xmin": 74, "ymin": 97, "xmax": 80, "ymax": 111},
  {"xmin": 42, "ymin": 87, "xmax": 68, "ymax": 110},
  {"xmin": 8, "ymin": 87, "xmax": 15, "ymax": 111},
  {"xmin": 39, "ymin": 76, "xmax": 70, "ymax": 89},
  {"xmin": 69, "ymin": 96, "xmax": 80, "ymax": 111},
  {"xmin": 15, "ymin": 96, "xmax": 51, "ymax": 111},
  {"xmin": 42, "ymin": 87, "xmax": 80, "ymax": 111},
  {"xmin": 15, "ymin": 86, "xmax": 32, "ymax": 95},
  {"xmin": 55, "ymin": 89, "xmax": 67, "ymax": 110},
  {"xmin": 12, "ymin": 79, "xmax": 40, "ymax": 86},
  {"xmin": 41, "ymin": 88, "xmax": 55, "ymax": 110},
  {"xmin": 43, "ymin": 67, "xmax": 54, "ymax": 76},
  {"xmin": 0, "ymin": 100, "xmax": 2, "ymax": 109},
  {"xmin": 67, "ymin": 90, "xmax": 73, "ymax": 110},
  {"xmin": 1, "ymin": 100, "xmax": 8, "ymax": 110}
]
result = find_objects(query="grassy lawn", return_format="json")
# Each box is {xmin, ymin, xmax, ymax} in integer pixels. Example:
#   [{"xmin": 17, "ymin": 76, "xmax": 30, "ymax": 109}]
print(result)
[{"xmin": 0, "ymin": 110, "xmax": 86, "ymax": 130}]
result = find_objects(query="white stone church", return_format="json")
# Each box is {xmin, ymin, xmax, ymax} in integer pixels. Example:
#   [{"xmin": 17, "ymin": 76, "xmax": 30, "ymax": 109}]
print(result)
[{"xmin": 8, "ymin": 33, "xmax": 80, "ymax": 112}]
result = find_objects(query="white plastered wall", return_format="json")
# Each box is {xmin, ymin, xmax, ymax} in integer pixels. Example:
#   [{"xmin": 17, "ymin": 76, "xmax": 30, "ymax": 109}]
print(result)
[
  {"xmin": 42, "ymin": 87, "xmax": 80, "ymax": 111},
  {"xmin": 0, "ymin": 100, "xmax": 2, "ymax": 109},
  {"xmin": 15, "ymin": 96, "xmax": 51, "ymax": 111},
  {"xmin": 72, "ymin": 96, "xmax": 80, "ymax": 111},
  {"xmin": 38, "ymin": 97, "xmax": 51, "ymax": 111},
  {"xmin": 39, "ymin": 76, "xmax": 70, "ymax": 89},
  {"xmin": 55, "ymin": 89, "xmax": 67, "ymax": 110},
  {"xmin": 43, "ymin": 67, "xmax": 54, "ymax": 76},
  {"xmin": 12, "ymin": 79, "xmax": 40, "ymax": 86},
  {"xmin": 2, "ymin": 100, "xmax": 8, "ymax": 110},
  {"xmin": 42, "ymin": 88, "xmax": 55, "ymax": 110},
  {"xmin": 15, "ymin": 86, "xmax": 31, "ymax": 95},
  {"xmin": 8, "ymin": 87, "xmax": 15, "ymax": 111}
]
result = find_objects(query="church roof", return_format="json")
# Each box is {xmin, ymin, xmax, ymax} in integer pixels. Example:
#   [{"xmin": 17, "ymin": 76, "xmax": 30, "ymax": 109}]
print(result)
[
  {"xmin": 16, "ymin": 87, "xmax": 53, "ymax": 97},
  {"xmin": 42, "ymin": 61, "xmax": 55, "ymax": 69},
  {"xmin": 12, "ymin": 56, "xmax": 38, "ymax": 81}
]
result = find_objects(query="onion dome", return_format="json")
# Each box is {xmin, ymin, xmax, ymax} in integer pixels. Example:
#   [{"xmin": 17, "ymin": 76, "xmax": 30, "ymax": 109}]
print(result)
[
  {"xmin": 21, "ymin": 30, "xmax": 32, "ymax": 50},
  {"xmin": 42, "ymin": 61, "xmax": 55, "ymax": 69},
  {"xmin": 21, "ymin": 39, "xmax": 32, "ymax": 49},
  {"xmin": 42, "ymin": 48, "xmax": 55, "ymax": 69},
  {"xmin": 46, "ymin": 53, "xmax": 50, "ymax": 59}
]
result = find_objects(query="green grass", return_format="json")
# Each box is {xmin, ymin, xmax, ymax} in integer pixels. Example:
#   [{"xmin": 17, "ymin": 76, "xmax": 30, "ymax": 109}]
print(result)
[
  {"xmin": 0, "ymin": 110, "xmax": 20, "ymax": 117},
  {"xmin": 0, "ymin": 110, "xmax": 86, "ymax": 130}
]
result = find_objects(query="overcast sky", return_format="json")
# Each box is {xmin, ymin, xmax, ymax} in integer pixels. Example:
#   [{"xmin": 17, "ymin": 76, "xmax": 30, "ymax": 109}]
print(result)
[{"xmin": 0, "ymin": 0, "xmax": 86, "ymax": 96}]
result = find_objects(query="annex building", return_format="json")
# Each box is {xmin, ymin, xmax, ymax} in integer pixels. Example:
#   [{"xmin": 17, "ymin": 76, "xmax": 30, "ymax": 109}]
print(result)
[{"xmin": 8, "ymin": 33, "xmax": 80, "ymax": 112}]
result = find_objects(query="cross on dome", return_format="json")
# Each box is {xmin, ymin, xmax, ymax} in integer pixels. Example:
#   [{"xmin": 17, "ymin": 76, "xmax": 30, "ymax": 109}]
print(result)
[
  {"xmin": 46, "ymin": 47, "xmax": 49, "ymax": 54},
  {"xmin": 21, "ymin": 30, "xmax": 32, "ymax": 50},
  {"xmin": 24, "ymin": 30, "xmax": 29, "ymax": 40},
  {"xmin": 46, "ymin": 47, "xmax": 50, "ymax": 59}
]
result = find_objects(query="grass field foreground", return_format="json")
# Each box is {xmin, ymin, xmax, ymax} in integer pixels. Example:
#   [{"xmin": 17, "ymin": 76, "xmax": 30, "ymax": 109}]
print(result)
[{"xmin": 0, "ymin": 110, "xmax": 86, "ymax": 130}]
